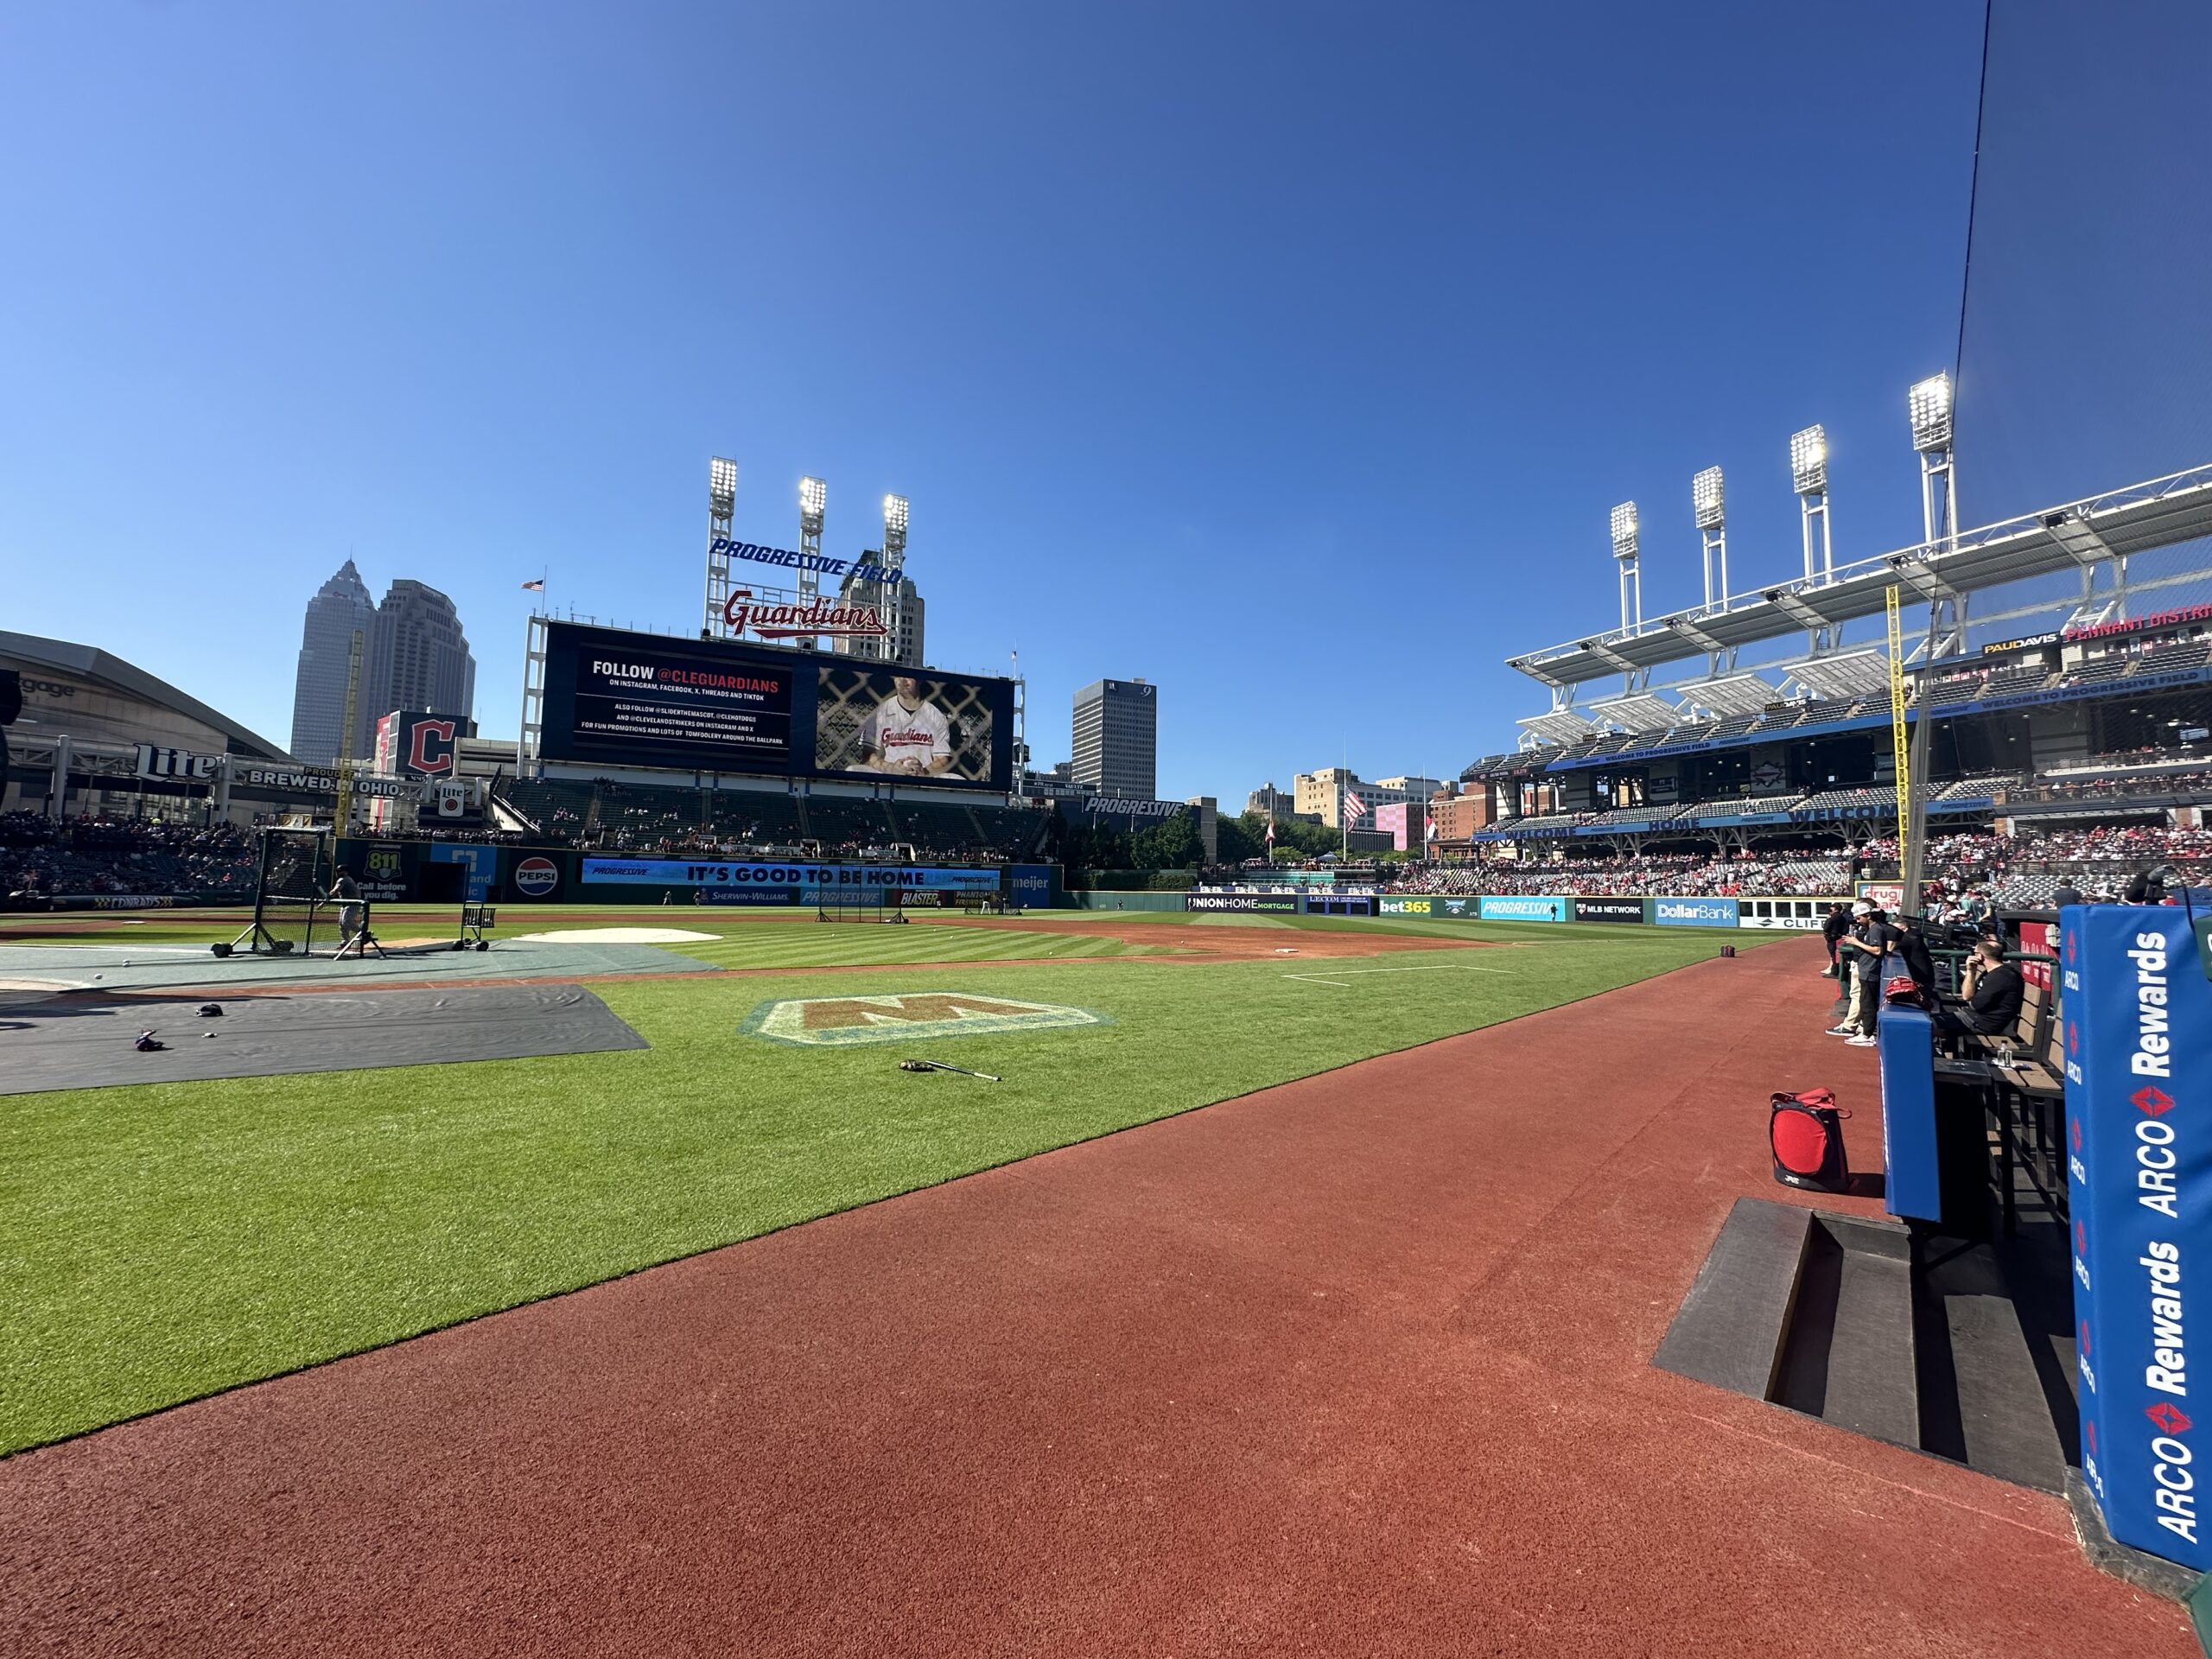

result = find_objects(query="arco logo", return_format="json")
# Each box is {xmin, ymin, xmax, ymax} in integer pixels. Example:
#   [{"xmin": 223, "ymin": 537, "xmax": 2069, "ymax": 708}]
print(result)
[
  {"xmin": 513, "ymin": 856, "xmax": 561, "ymax": 897},
  {"xmin": 745, "ymin": 992, "xmax": 1103, "ymax": 1047}
]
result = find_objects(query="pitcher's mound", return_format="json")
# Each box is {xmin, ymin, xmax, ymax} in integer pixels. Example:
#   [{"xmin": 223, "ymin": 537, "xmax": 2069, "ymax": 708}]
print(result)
[{"xmin": 515, "ymin": 927, "xmax": 721, "ymax": 944}]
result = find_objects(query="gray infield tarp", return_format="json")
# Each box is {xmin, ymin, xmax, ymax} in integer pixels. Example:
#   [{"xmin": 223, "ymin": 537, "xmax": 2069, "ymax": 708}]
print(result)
[{"xmin": 0, "ymin": 983, "xmax": 647, "ymax": 1096}]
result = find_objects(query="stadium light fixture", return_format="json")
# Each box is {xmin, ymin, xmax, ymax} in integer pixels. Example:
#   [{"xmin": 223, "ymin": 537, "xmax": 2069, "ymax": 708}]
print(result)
[
  {"xmin": 799, "ymin": 476, "xmax": 827, "ymax": 520},
  {"xmin": 883, "ymin": 493, "xmax": 908, "ymax": 535},
  {"xmin": 1789, "ymin": 426, "xmax": 1827, "ymax": 496},
  {"xmin": 1691, "ymin": 467, "xmax": 1725, "ymax": 532},
  {"xmin": 1909, "ymin": 373, "xmax": 1953, "ymax": 453},
  {"xmin": 709, "ymin": 456, "xmax": 737, "ymax": 512},
  {"xmin": 1609, "ymin": 501, "xmax": 1639, "ymax": 562}
]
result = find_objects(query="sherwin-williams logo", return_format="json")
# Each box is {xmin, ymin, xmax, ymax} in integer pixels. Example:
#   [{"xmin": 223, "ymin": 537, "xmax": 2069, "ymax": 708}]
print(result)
[{"xmin": 746, "ymin": 992, "xmax": 1104, "ymax": 1047}]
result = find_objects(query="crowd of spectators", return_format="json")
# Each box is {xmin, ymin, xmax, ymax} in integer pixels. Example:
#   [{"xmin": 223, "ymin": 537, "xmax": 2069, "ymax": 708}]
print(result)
[{"xmin": 1, "ymin": 813, "xmax": 258, "ymax": 901}]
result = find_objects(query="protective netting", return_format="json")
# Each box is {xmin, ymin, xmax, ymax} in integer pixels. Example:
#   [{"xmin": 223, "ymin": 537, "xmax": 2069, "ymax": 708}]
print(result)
[{"xmin": 1954, "ymin": 0, "xmax": 2212, "ymax": 635}]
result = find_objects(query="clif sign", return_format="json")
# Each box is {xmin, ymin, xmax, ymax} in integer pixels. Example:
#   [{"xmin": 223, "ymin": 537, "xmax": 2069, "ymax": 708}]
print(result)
[
  {"xmin": 710, "ymin": 537, "xmax": 897, "ymax": 587},
  {"xmin": 2067, "ymin": 906, "xmax": 2212, "ymax": 1569},
  {"xmin": 723, "ymin": 588, "xmax": 887, "ymax": 640}
]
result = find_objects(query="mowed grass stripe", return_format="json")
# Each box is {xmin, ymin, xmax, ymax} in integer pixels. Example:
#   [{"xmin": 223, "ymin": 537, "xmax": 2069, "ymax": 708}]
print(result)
[{"xmin": 668, "ymin": 927, "xmax": 1173, "ymax": 969}]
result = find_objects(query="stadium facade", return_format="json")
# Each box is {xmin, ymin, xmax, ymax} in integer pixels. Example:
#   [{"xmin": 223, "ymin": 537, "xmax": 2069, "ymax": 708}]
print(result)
[{"xmin": 1455, "ymin": 454, "xmax": 2212, "ymax": 866}]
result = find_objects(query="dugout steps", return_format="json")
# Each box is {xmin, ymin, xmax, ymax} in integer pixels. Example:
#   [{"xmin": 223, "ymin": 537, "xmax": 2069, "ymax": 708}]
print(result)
[{"xmin": 1656, "ymin": 1198, "xmax": 2071, "ymax": 1495}]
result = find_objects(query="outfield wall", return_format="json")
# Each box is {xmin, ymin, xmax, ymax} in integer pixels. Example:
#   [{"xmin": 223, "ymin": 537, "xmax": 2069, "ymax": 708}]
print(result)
[
  {"xmin": 333, "ymin": 840, "xmax": 1035, "ymax": 909},
  {"xmin": 1192, "ymin": 891, "xmax": 1849, "ymax": 927}
]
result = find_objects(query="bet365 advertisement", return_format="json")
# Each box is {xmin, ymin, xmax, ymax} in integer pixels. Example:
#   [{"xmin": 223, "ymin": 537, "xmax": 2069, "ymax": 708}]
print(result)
[{"xmin": 537, "ymin": 622, "xmax": 1014, "ymax": 789}]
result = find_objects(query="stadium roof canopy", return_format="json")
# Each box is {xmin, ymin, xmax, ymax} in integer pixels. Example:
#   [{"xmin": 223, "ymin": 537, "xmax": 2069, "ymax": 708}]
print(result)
[
  {"xmin": 1506, "ymin": 461, "xmax": 2212, "ymax": 690},
  {"xmin": 0, "ymin": 630, "xmax": 291, "ymax": 759}
]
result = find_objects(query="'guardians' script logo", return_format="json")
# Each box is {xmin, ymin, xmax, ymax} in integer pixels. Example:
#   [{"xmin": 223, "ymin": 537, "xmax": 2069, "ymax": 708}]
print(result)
[
  {"xmin": 745, "ymin": 992, "xmax": 1103, "ymax": 1047},
  {"xmin": 723, "ymin": 588, "xmax": 888, "ymax": 639}
]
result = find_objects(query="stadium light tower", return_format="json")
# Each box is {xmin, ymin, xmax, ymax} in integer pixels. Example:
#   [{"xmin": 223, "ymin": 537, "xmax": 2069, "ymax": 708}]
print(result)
[
  {"xmin": 1789, "ymin": 424, "xmax": 1833, "ymax": 585},
  {"xmin": 868, "ymin": 493, "xmax": 909, "ymax": 664},
  {"xmin": 1691, "ymin": 467, "xmax": 1727, "ymax": 613},
  {"xmin": 882, "ymin": 493, "xmax": 908, "ymax": 573},
  {"xmin": 1898, "ymin": 371, "xmax": 1958, "ymax": 931},
  {"xmin": 1909, "ymin": 372, "xmax": 1957, "ymax": 551},
  {"xmin": 798, "ymin": 476, "xmax": 827, "ymax": 650},
  {"xmin": 1610, "ymin": 501, "xmax": 1642, "ymax": 636},
  {"xmin": 704, "ymin": 456, "xmax": 738, "ymax": 639}
]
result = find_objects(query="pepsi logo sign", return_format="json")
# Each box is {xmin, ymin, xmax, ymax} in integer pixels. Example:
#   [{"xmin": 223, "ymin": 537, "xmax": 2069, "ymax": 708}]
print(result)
[{"xmin": 513, "ymin": 856, "xmax": 561, "ymax": 897}]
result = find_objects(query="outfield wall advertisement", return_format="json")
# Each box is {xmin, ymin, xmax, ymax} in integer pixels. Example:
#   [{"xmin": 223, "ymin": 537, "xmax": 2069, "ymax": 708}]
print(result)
[
  {"xmin": 336, "ymin": 840, "xmax": 1006, "ymax": 906},
  {"xmin": 2066, "ymin": 906, "xmax": 2212, "ymax": 1570},
  {"xmin": 1479, "ymin": 895, "xmax": 1566, "ymax": 922},
  {"xmin": 1654, "ymin": 897, "xmax": 1739, "ymax": 928},
  {"xmin": 582, "ymin": 857, "xmax": 1000, "ymax": 893},
  {"xmin": 1573, "ymin": 897, "xmax": 1647, "ymax": 924},
  {"xmin": 537, "ymin": 621, "xmax": 1015, "ymax": 791}
]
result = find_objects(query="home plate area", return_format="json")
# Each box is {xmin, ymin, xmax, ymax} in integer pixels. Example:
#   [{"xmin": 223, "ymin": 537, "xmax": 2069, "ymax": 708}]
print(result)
[{"xmin": 743, "ymin": 990, "xmax": 1105, "ymax": 1046}]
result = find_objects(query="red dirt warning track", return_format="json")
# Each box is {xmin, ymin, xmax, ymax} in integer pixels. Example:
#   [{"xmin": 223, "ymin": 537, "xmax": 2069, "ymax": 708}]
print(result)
[{"xmin": 0, "ymin": 941, "xmax": 2188, "ymax": 1656}]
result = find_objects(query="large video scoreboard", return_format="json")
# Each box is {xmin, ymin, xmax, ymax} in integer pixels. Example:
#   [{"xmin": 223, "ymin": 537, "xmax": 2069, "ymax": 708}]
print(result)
[{"xmin": 537, "ymin": 622, "xmax": 1016, "ymax": 791}]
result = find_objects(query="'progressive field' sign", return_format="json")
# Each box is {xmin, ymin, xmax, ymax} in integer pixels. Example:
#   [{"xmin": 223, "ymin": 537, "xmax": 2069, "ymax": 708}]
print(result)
[{"xmin": 2068, "ymin": 906, "xmax": 2212, "ymax": 1569}]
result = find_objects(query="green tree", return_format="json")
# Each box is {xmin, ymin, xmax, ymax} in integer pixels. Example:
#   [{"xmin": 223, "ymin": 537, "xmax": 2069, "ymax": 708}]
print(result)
[
  {"xmin": 1214, "ymin": 813, "xmax": 1266, "ymax": 864},
  {"xmin": 1131, "ymin": 810, "xmax": 1203, "ymax": 871}
]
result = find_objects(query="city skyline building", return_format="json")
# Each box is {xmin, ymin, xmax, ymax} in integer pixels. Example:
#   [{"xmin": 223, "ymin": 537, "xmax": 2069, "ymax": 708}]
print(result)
[
  {"xmin": 359, "ymin": 579, "xmax": 476, "ymax": 758},
  {"xmin": 287, "ymin": 558, "xmax": 375, "ymax": 764},
  {"xmin": 1071, "ymin": 677, "xmax": 1157, "ymax": 799}
]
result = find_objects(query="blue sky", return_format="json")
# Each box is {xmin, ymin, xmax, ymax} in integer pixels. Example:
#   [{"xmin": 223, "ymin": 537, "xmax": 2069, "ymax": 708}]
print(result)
[{"xmin": 1, "ymin": 1, "xmax": 1990, "ymax": 799}]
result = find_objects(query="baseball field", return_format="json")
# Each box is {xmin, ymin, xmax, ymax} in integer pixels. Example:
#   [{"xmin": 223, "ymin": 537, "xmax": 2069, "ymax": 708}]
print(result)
[{"xmin": 2, "ymin": 903, "xmax": 1758, "ymax": 1455}]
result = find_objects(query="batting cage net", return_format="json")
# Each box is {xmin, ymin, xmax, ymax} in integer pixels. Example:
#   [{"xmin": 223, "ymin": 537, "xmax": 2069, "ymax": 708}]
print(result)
[
  {"xmin": 817, "ymin": 888, "xmax": 909, "ymax": 924},
  {"xmin": 813, "ymin": 665, "xmax": 996, "ymax": 783},
  {"xmin": 216, "ymin": 828, "xmax": 336, "ymax": 957}
]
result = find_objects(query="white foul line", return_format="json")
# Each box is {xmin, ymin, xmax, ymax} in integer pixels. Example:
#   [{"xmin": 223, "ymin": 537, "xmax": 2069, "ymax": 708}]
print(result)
[{"xmin": 1281, "ymin": 963, "xmax": 1508, "ymax": 988}]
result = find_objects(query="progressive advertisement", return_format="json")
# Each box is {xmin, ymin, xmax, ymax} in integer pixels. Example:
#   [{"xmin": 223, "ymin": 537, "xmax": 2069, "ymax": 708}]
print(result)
[
  {"xmin": 1479, "ymin": 895, "xmax": 1566, "ymax": 922},
  {"xmin": 2066, "ymin": 906, "xmax": 2212, "ymax": 1570},
  {"xmin": 537, "ymin": 621, "xmax": 1014, "ymax": 790}
]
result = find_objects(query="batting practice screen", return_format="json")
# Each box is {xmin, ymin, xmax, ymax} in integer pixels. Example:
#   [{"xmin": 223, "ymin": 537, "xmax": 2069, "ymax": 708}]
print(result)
[{"xmin": 537, "ymin": 621, "xmax": 1015, "ymax": 790}]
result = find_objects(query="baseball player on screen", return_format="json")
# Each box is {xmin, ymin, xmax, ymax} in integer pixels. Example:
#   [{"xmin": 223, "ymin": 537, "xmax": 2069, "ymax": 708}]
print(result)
[{"xmin": 858, "ymin": 676, "xmax": 954, "ymax": 775}]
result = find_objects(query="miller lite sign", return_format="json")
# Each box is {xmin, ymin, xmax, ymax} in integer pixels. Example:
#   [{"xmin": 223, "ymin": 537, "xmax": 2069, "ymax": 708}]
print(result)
[{"xmin": 134, "ymin": 744, "xmax": 220, "ymax": 783}]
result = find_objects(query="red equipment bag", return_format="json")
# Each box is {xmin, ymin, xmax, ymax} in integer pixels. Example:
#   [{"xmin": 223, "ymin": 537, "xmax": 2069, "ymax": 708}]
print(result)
[
  {"xmin": 1770, "ymin": 1088, "xmax": 1852, "ymax": 1193},
  {"xmin": 1881, "ymin": 975, "xmax": 1924, "ymax": 1008}
]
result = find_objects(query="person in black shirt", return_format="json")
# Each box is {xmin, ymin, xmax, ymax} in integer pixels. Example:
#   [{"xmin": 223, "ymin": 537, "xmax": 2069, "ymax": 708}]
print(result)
[
  {"xmin": 2050, "ymin": 878, "xmax": 2084, "ymax": 909},
  {"xmin": 1894, "ymin": 913, "xmax": 1936, "ymax": 1000},
  {"xmin": 1820, "ymin": 902, "xmax": 1850, "ymax": 978},
  {"xmin": 1932, "ymin": 939, "xmax": 2025, "ymax": 1038},
  {"xmin": 1840, "ymin": 907, "xmax": 1898, "ymax": 1045}
]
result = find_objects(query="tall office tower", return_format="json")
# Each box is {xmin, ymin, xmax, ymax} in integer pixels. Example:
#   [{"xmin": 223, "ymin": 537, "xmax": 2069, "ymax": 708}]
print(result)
[
  {"xmin": 359, "ymin": 579, "xmax": 476, "ymax": 756},
  {"xmin": 830, "ymin": 566, "xmax": 926, "ymax": 667},
  {"xmin": 1071, "ymin": 677, "xmax": 1157, "ymax": 799},
  {"xmin": 289, "ymin": 559, "xmax": 376, "ymax": 763}
]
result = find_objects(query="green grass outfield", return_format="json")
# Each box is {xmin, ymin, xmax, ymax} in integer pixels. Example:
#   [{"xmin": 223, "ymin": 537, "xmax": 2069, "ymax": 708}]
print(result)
[{"xmin": 0, "ymin": 913, "xmax": 1778, "ymax": 1454}]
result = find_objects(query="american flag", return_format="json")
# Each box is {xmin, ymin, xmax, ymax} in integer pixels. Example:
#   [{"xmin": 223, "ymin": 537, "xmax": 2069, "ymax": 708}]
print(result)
[
  {"xmin": 1342, "ymin": 789, "xmax": 1368, "ymax": 822},
  {"xmin": 1264, "ymin": 818, "xmax": 1275, "ymax": 845},
  {"xmin": 520, "ymin": 578, "xmax": 545, "ymax": 592}
]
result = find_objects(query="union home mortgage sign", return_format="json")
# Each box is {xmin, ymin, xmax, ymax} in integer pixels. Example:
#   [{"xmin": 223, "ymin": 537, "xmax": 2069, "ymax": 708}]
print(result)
[{"xmin": 2066, "ymin": 906, "xmax": 2212, "ymax": 1568}]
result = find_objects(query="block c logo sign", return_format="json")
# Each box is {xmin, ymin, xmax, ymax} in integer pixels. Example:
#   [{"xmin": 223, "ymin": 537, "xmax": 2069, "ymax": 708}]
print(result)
[{"xmin": 407, "ymin": 718, "xmax": 458, "ymax": 776}]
